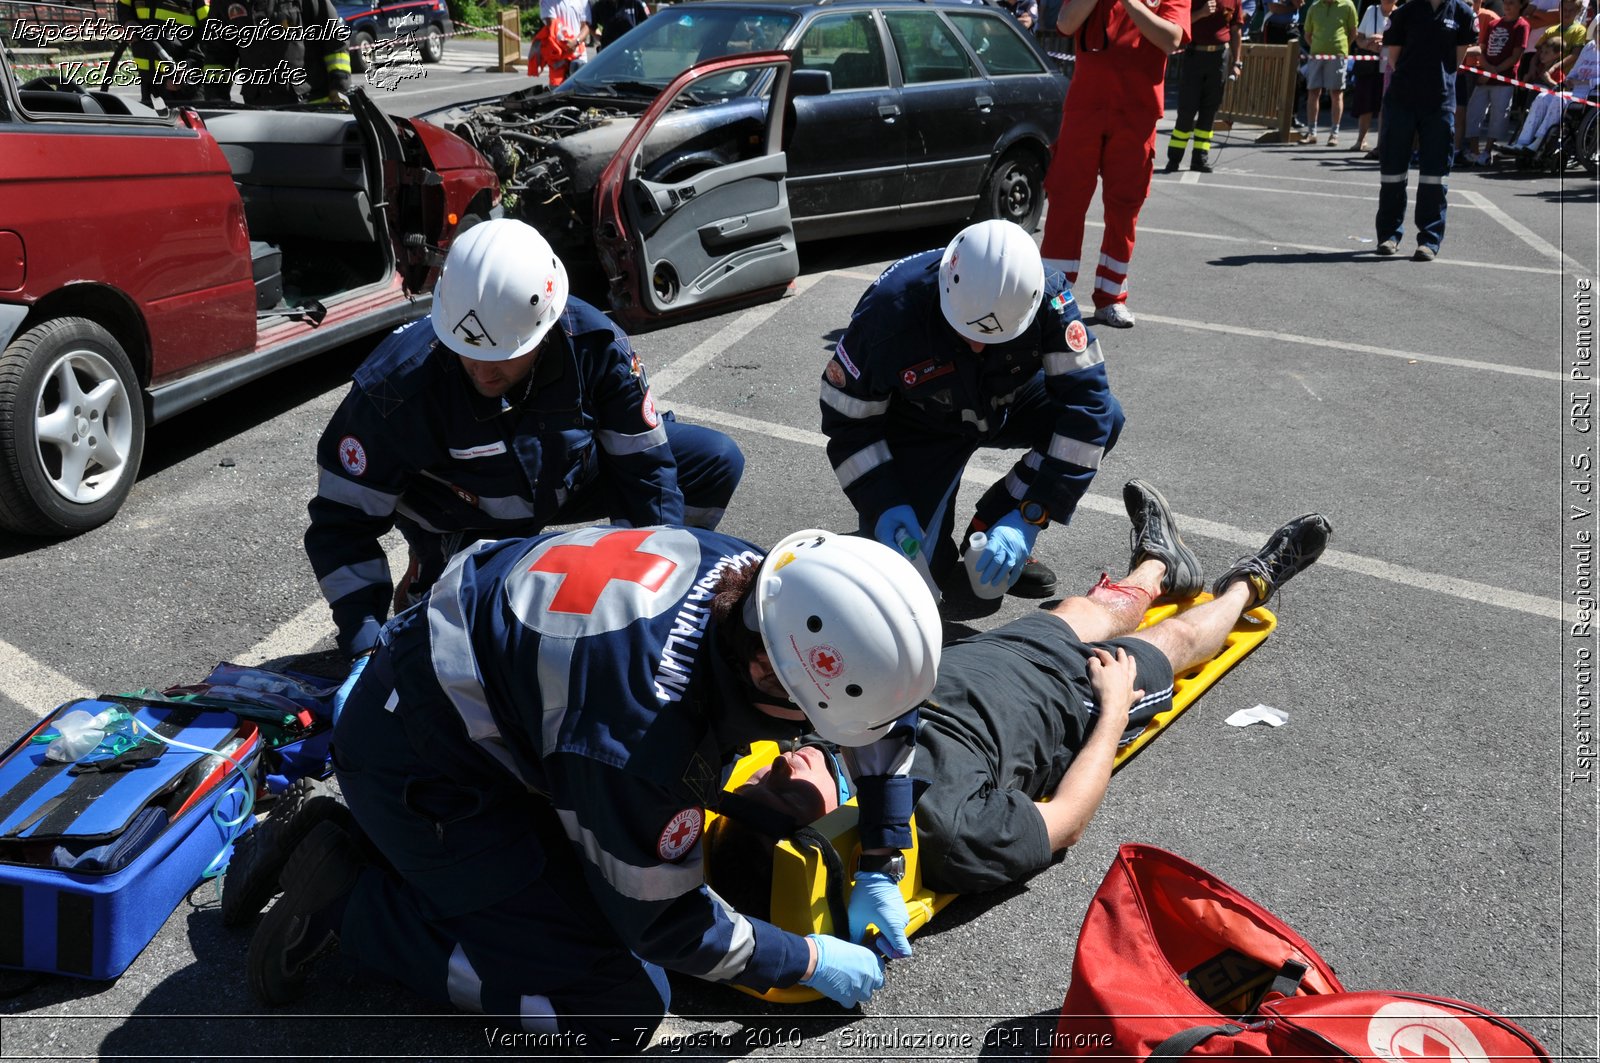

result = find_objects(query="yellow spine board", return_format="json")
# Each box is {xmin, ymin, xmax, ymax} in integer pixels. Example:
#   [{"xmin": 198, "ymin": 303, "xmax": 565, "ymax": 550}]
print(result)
[{"xmin": 714, "ymin": 599, "xmax": 1277, "ymax": 1004}]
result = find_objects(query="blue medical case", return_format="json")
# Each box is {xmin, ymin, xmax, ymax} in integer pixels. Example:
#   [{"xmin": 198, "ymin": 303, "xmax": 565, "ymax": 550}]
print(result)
[{"xmin": 0, "ymin": 666, "xmax": 334, "ymax": 980}]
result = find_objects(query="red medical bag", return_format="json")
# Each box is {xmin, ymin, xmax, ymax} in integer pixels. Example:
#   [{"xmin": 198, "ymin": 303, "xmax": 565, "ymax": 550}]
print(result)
[{"xmin": 1052, "ymin": 844, "xmax": 1551, "ymax": 1063}]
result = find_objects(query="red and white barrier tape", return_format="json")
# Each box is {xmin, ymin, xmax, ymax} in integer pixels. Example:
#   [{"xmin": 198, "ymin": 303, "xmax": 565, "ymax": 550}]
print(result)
[
  {"xmin": 1304, "ymin": 52, "xmax": 1597, "ymax": 106},
  {"xmin": 1459, "ymin": 62, "xmax": 1600, "ymax": 106}
]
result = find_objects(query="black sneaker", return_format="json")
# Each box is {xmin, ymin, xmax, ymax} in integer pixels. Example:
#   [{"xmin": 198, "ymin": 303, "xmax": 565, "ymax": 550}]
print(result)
[
  {"xmin": 247, "ymin": 821, "xmax": 365, "ymax": 1007},
  {"xmin": 1190, "ymin": 155, "xmax": 1214, "ymax": 174},
  {"xmin": 1123, "ymin": 479, "xmax": 1203, "ymax": 599},
  {"xmin": 1009, "ymin": 557, "xmax": 1057, "ymax": 597},
  {"xmin": 223, "ymin": 776, "xmax": 354, "ymax": 927},
  {"xmin": 1162, "ymin": 155, "xmax": 1182, "ymax": 174},
  {"xmin": 1212, "ymin": 514, "xmax": 1333, "ymax": 610}
]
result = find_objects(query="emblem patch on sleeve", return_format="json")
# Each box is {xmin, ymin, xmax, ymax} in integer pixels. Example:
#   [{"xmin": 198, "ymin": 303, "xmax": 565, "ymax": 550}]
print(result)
[
  {"xmin": 658, "ymin": 808, "xmax": 702, "ymax": 861},
  {"xmin": 1065, "ymin": 320, "xmax": 1089, "ymax": 353},
  {"xmin": 338, "ymin": 435, "xmax": 368, "ymax": 476},
  {"xmin": 825, "ymin": 359, "xmax": 847, "ymax": 388},
  {"xmin": 833, "ymin": 341, "xmax": 862, "ymax": 379},
  {"xmin": 641, "ymin": 389, "xmax": 660, "ymax": 428}
]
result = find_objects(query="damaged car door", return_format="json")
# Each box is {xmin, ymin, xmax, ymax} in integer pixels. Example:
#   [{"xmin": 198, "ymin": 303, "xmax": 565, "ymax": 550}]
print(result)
[{"xmin": 594, "ymin": 52, "xmax": 798, "ymax": 330}]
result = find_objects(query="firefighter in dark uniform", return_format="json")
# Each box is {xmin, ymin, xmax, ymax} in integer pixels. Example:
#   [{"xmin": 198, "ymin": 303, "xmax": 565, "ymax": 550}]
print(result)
[
  {"xmin": 1164, "ymin": 0, "xmax": 1247, "ymax": 173},
  {"xmin": 206, "ymin": 0, "xmax": 352, "ymax": 105},
  {"xmin": 115, "ymin": 0, "xmax": 215, "ymax": 106},
  {"xmin": 819, "ymin": 219, "xmax": 1125, "ymax": 600}
]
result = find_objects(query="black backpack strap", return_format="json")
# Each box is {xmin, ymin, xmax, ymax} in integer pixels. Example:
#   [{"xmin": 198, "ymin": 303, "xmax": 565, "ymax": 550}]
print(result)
[
  {"xmin": 1149, "ymin": 1023, "xmax": 1246, "ymax": 1061},
  {"xmin": 1265, "ymin": 959, "xmax": 1308, "ymax": 1002}
]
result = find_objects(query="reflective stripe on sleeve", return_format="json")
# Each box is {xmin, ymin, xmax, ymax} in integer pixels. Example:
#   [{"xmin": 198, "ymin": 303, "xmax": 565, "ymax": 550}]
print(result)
[
  {"xmin": 318, "ymin": 467, "xmax": 401, "ymax": 517},
  {"xmin": 554, "ymin": 808, "xmax": 705, "ymax": 902},
  {"xmin": 598, "ymin": 423, "xmax": 669, "ymax": 455},
  {"xmin": 317, "ymin": 557, "xmax": 390, "ymax": 603},
  {"xmin": 1047, "ymin": 435, "xmax": 1105, "ymax": 469},
  {"xmin": 1043, "ymin": 340, "xmax": 1104, "ymax": 376},
  {"xmin": 819, "ymin": 379, "xmax": 891, "ymax": 419},
  {"xmin": 833, "ymin": 440, "xmax": 891, "ymax": 489}
]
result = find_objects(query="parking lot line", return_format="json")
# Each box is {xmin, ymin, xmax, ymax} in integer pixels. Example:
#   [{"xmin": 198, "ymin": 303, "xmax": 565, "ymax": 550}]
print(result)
[
  {"xmin": 0, "ymin": 636, "xmax": 85, "ymax": 719},
  {"xmin": 1091, "ymin": 222, "xmax": 1563, "ymax": 276},
  {"xmin": 1459, "ymin": 189, "xmax": 1588, "ymax": 274},
  {"xmin": 648, "ymin": 274, "xmax": 825, "ymax": 395},
  {"xmin": 660, "ymin": 400, "xmax": 1572, "ymax": 623},
  {"xmin": 1137, "ymin": 314, "xmax": 1562, "ymax": 380},
  {"xmin": 821, "ymin": 269, "xmax": 1556, "ymax": 379}
]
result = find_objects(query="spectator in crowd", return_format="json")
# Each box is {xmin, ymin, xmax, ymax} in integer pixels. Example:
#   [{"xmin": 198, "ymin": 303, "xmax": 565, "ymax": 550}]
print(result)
[
  {"xmin": 1526, "ymin": 0, "xmax": 1588, "ymax": 48},
  {"xmin": 706, "ymin": 486, "xmax": 1333, "ymax": 902},
  {"xmin": 1042, "ymin": 0, "xmax": 1190, "ymax": 328},
  {"xmin": 1351, "ymin": 0, "xmax": 1399, "ymax": 152},
  {"xmin": 1464, "ymin": 0, "xmax": 1529, "ymax": 162},
  {"xmin": 540, "ymin": 0, "xmax": 592, "ymax": 76},
  {"xmin": 1262, "ymin": 0, "xmax": 1304, "ymax": 40},
  {"xmin": 1165, "ymin": 0, "xmax": 1248, "ymax": 172},
  {"xmin": 1506, "ymin": 15, "xmax": 1599, "ymax": 151},
  {"xmin": 1000, "ymin": 0, "xmax": 1041, "ymax": 30},
  {"xmin": 591, "ymin": 0, "xmax": 649, "ymax": 49},
  {"xmin": 1454, "ymin": 0, "xmax": 1489, "ymax": 163},
  {"xmin": 1302, "ymin": 0, "xmax": 1360, "ymax": 143},
  {"xmin": 1373, "ymin": 0, "xmax": 1479, "ymax": 261}
]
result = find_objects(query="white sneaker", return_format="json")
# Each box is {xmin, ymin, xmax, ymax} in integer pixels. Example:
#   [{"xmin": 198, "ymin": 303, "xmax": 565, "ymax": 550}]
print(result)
[{"xmin": 1093, "ymin": 303, "xmax": 1136, "ymax": 329}]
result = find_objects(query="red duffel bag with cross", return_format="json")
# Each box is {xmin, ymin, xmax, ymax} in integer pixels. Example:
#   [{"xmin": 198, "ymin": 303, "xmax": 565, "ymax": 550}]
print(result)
[{"xmin": 1050, "ymin": 844, "xmax": 1551, "ymax": 1063}]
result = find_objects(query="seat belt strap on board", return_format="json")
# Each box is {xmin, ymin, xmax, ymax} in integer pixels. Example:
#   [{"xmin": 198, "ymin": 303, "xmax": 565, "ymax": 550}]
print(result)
[{"xmin": 1148, "ymin": 1023, "xmax": 1246, "ymax": 1061}]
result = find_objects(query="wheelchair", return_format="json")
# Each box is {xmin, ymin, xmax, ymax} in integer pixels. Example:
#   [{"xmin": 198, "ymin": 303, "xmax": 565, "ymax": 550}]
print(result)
[{"xmin": 1510, "ymin": 89, "xmax": 1600, "ymax": 176}]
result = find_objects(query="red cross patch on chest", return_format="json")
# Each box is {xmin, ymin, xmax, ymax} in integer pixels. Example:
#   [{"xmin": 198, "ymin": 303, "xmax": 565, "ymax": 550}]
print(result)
[{"xmin": 900, "ymin": 359, "xmax": 955, "ymax": 389}]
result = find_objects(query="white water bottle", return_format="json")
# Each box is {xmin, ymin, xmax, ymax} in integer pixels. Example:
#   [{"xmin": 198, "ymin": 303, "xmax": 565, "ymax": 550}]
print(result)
[{"xmin": 963, "ymin": 532, "xmax": 1009, "ymax": 599}]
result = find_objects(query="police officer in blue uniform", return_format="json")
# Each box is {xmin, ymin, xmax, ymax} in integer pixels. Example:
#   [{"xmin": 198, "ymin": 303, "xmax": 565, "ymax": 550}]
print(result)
[
  {"xmin": 304, "ymin": 220, "xmax": 745, "ymax": 668},
  {"xmin": 820, "ymin": 220, "xmax": 1124, "ymax": 599},
  {"xmin": 240, "ymin": 526, "xmax": 943, "ymax": 1049}
]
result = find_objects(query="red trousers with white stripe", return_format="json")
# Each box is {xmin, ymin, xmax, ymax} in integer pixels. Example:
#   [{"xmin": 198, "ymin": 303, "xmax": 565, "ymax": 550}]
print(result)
[{"xmin": 1041, "ymin": 95, "xmax": 1159, "ymax": 309}]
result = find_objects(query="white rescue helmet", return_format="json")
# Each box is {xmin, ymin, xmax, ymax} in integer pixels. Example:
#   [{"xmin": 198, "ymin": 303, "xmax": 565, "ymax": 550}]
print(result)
[
  {"xmin": 753, "ymin": 530, "xmax": 942, "ymax": 747},
  {"xmin": 937, "ymin": 219, "xmax": 1044, "ymax": 345},
  {"xmin": 432, "ymin": 219, "xmax": 570, "ymax": 362}
]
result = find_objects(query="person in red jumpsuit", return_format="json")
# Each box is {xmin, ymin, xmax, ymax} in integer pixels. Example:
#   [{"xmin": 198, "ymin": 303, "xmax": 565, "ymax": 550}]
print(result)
[{"xmin": 1041, "ymin": 0, "xmax": 1190, "ymax": 330}]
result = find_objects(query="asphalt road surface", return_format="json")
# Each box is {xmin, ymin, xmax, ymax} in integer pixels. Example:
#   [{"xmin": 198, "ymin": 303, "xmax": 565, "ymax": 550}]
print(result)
[{"xmin": 1, "ymin": 42, "xmax": 1596, "ymax": 1061}]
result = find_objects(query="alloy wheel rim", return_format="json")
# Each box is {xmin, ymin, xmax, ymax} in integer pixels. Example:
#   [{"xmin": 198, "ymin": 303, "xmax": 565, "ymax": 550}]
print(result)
[{"xmin": 32, "ymin": 348, "xmax": 134, "ymax": 505}]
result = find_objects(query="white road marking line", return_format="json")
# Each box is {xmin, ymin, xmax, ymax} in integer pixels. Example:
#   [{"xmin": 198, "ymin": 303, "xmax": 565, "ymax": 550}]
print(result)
[
  {"xmin": 797, "ymin": 277, "xmax": 1557, "ymax": 380},
  {"xmin": 1459, "ymin": 188, "xmax": 1588, "ymax": 274},
  {"xmin": 1179, "ymin": 170, "xmax": 1201, "ymax": 184},
  {"xmin": 1088, "ymin": 221, "xmax": 1562, "ymax": 276},
  {"xmin": 663, "ymin": 400, "xmax": 1572, "ymax": 622},
  {"xmin": 0, "ymin": 638, "xmax": 86, "ymax": 719},
  {"xmin": 1139, "ymin": 313, "xmax": 1563, "ymax": 380},
  {"xmin": 648, "ymin": 274, "xmax": 825, "ymax": 393},
  {"xmin": 240, "ymin": 540, "xmax": 413, "ymax": 665}
]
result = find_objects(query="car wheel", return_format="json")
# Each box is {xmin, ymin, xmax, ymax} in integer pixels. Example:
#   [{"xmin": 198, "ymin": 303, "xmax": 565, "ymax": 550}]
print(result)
[
  {"xmin": 973, "ymin": 149, "xmax": 1045, "ymax": 232},
  {"xmin": 0, "ymin": 317, "xmax": 146, "ymax": 537},
  {"xmin": 349, "ymin": 29, "xmax": 374, "ymax": 74},
  {"xmin": 420, "ymin": 23, "xmax": 445, "ymax": 63}
]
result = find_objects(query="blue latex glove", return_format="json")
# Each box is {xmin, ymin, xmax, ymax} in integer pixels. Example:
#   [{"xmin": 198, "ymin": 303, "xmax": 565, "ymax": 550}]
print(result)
[
  {"xmin": 848, "ymin": 870, "xmax": 912, "ymax": 959},
  {"xmin": 332, "ymin": 653, "xmax": 370, "ymax": 725},
  {"xmin": 872, "ymin": 504, "xmax": 924, "ymax": 559},
  {"xmin": 975, "ymin": 510, "xmax": 1040, "ymax": 590},
  {"xmin": 800, "ymin": 933, "xmax": 885, "ymax": 1008}
]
